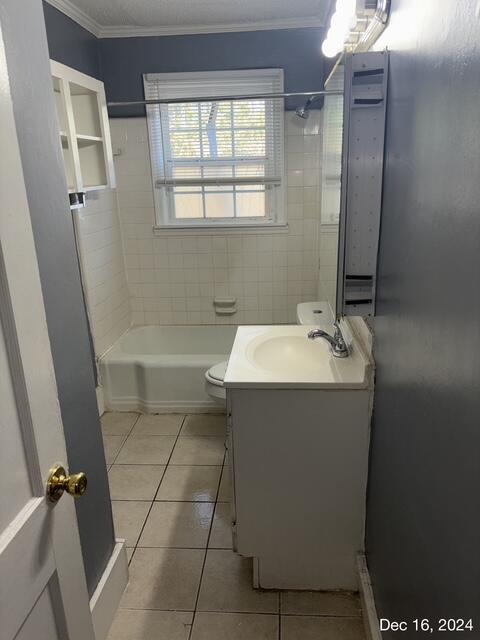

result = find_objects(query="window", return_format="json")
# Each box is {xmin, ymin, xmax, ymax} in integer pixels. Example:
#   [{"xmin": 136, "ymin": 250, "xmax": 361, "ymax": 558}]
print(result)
[
  {"xmin": 144, "ymin": 70, "xmax": 285, "ymax": 228},
  {"xmin": 321, "ymin": 64, "xmax": 344, "ymax": 225}
]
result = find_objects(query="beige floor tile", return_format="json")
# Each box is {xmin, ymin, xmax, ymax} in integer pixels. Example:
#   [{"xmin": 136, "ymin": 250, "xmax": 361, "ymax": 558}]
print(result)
[
  {"xmin": 103, "ymin": 435, "xmax": 126, "ymax": 465},
  {"xmin": 109, "ymin": 464, "xmax": 165, "ymax": 501},
  {"xmin": 281, "ymin": 615, "xmax": 365, "ymax": 640},
  {"xmin": 111, "ymin": 501, "xmax": 151, "ymax": 548},
  {"xmin": 107, "ymin": 609, "xmax": 192, "ymax": 640},
  {"xmin": 139, "ymin": 501, "xmax": 214, "ymax": 548},
  {"xmin": 181, "ymin": 414, "xmax": 227, "ymax": 436},
  {"xmin": 191, "ymin": 612, "xmax": 278, "ymax": 640},
  {"xmin": 209, "ymin": 503, "xmax": 233, "ymax": 549},
  {"xmin": 217, "ymin": 466, "xmax": 232, "ymax": 502},
  {"xmin": 156, "ymin": 465, "xmax": 221, "ymax": 502},
  {"xmin": 132, "ymin": 413, "xmax": 185, "ymax": 436},
  {"xmin": 197, "ymin": 549, "xmax": 279, "ymax": 614},
  {"xmin": 171, "ymin": 436, "xmax": 225, "ymax": 466},
  {"xmin": 116, "ymin": 435, "xmax": 176, "ymax": 465},
  {"xmin": 121, "ymin": 548, "xmax": 204, "ymax": 611},
  {"xmin": 101, "ymin": 412, "xmax": 139, "ymax": 436},
  {"xmin": 281, "ymin": 591, "xmax": 361, "ymax": 617},
  {"xmin": 126, "ymin": 548, "xmax": 134, "ymax": 563}
]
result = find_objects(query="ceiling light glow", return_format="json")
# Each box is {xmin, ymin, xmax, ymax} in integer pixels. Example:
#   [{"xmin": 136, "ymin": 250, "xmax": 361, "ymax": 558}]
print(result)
[{"xmin": 321, "ymin": 0, "xmax": 359, "ymax": 59}]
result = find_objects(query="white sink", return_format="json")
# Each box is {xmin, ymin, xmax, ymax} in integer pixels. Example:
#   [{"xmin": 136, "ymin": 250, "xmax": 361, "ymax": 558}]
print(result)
[
  {"xmin": 224, "ymin": 324, "xmax": 371, "ymax": 389},
  {"xmin": 247, "ymin": 334, "xmax": 331, "ymax": 376}
]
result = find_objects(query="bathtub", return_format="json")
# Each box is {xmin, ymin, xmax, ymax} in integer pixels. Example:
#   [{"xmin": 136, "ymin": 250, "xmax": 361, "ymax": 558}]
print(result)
[{"xmin": 99, "ymin": 325, "xmax": 237, "ymax": 413}]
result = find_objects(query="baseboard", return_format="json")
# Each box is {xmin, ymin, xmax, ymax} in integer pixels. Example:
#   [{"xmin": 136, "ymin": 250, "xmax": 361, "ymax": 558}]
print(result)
[
  {"xmin": 96, "ymin": 385, "xmax": 105, "ymax": 416},
  {"xmin": 90, "ymin": 539, "xmax": 128, "ymax": 640},
  {"xmin": 357, "ymin": 553, "xmax": 382, "ymax": 640},
  {"xmin": 104, "ymin": 395, "xmax": 225, "ymax": 414}
]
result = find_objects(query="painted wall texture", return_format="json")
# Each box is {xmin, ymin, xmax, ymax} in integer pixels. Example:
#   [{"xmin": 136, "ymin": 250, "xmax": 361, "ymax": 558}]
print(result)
[
  {"xmin": 41, "ymin": 7, "xmax": 327, "ymax": 116},
  {"xmin": 5, "ymin": 0, "xmax": 115, "ymax": 596},
  {"xmin": 42, "ymin": 1, "xmax": 101, "ymax": 79},
  {"xmin": 366, "ymin": 0, "xmax": 480, "ymax": 636},
  {"xmin": 99, "ymin": 28, "xmax": 326, "ymax": 116}
]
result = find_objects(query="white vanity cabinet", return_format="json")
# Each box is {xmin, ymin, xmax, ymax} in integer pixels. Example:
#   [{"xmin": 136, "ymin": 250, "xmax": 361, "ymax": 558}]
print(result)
[
  {"xmin": 51, "ymin": 60, "xmax": 115, "ymax": 193},
  {"xmin": 224, "ymin": 324, "xmax": 373, "ymax": 591},
  {"xmin": 227, "ymin": 387, "xmax": 371, "ymax": 590}
]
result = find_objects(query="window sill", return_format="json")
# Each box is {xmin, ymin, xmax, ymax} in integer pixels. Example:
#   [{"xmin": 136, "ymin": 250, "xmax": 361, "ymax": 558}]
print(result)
[{"xmin": 152, "ymin": 223, "xmax": 289, "ymax": 236}]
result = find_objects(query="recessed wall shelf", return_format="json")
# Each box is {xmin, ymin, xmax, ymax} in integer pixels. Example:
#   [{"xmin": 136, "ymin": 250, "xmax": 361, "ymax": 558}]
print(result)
[{"xmin": 51, "ymin": 60, "xmax": 115, "ymax": 194}]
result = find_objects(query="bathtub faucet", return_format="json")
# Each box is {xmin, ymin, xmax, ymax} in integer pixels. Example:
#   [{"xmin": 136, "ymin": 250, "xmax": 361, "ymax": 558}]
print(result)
[{"xmin": 307, "ymin": 322, "xmax": 349, "ymax": 358}]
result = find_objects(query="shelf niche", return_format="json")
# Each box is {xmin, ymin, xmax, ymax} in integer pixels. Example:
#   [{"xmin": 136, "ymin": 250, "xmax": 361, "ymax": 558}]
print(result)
[{"xmin": 51, "ymin": 61, "xmax": 115, "ymax": 194}]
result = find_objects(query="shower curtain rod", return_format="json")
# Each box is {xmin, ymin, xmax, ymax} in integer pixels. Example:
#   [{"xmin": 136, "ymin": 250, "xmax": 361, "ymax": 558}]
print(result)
[{"xmin": 107, "ymin": 89, "xmax": 343, "ymax": 108}]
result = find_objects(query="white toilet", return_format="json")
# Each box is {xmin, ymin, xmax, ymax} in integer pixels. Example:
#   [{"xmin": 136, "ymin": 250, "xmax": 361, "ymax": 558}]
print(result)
[
  {"xmin": 204, "ymin": 301, "xmax": 333, "ymax": 405},
  {"xmin": 204, "ymin": 361, "xmax": 229, "ymax": 404}
]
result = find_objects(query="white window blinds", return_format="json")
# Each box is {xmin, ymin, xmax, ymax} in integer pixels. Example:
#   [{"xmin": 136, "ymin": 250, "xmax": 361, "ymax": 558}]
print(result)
[
  {"xmin": 321, "ymin": 64, "xmax": 344, "ymax": 225},
  {"xmin": 143, "ymin": 69, "xmax": 284, "ymax": 226}
]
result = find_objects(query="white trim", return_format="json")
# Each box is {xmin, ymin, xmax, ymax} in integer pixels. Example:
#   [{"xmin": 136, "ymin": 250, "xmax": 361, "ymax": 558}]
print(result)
[
  {"xmin": 104, "ymin": 395, "xmax": 225, "ymax": 414},
  {"xmin": 95, "ymin": 386, "xmax": 105, "ymax": 416},
  {"xmin": 99, "ymin": 18, "xmax": 324, "ymax": 38},
  {"xmin": 44, "ymin": 0, "xmax": 101, "ymax": 37},
  {"xmin": 357, "ymin": 553, "xmax": 382, "ymax": 640},
  {"xmin": 44, "ymin": 2, "xmax": 324, "ymax": 38},
  {"xmin": 90, "ymin": 540, "xmax": 129, "ymax": 640},
  {"xmin": 153, "ymin": 223, "xmax": 289, "ymax": 236}
]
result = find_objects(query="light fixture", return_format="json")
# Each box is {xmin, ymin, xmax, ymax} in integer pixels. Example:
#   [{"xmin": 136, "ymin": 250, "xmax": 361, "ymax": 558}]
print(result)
[
  {"xmin": 321, "ymin": 0, "xmax": 391, "ymax": 59},
  {"xmin": 321, "ymin": 0, "xmax": 357, "ymax": 58}
]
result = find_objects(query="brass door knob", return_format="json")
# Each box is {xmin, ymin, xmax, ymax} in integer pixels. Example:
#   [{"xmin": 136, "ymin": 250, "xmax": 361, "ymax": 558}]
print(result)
[{"xmin": 47, "ymin": 464, "xmax": 88, "ymax": 503}]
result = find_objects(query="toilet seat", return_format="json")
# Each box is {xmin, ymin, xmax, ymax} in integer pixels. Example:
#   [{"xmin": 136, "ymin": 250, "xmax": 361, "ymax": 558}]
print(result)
[
  {"xmin": 205, "ymin": 361, "xmax": 228, "ymax": 386},
  {"xmin": 205, "ymin": 361, "xmax": 228, "ymax": 402}
]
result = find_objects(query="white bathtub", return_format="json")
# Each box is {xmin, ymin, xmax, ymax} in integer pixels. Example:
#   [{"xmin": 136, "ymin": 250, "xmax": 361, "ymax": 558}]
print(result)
[{"xmin": 100, "ymin": 325, "xmax": 237, "ymax": 413}]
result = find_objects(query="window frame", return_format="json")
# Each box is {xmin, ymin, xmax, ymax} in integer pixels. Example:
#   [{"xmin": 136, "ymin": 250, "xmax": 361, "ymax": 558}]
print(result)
[{"xmin": 144, "ymin": 69, "xmax": 285, "ymax": 230}]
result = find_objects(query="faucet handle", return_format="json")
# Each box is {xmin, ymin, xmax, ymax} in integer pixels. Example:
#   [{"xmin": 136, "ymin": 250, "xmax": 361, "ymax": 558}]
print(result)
[{"xmin": 333, "ymin": 321, "xmax": 346, "ymax": 347}]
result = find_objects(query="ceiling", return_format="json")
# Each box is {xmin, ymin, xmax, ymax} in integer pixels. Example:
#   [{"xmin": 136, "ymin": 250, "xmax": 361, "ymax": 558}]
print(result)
[{"xmin": 46, "ymin": 0, "xmax": 331, "ymax": 38}]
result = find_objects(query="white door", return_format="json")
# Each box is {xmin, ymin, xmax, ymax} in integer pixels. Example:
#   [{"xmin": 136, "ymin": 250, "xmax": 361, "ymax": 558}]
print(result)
[{"xmin": 0, "ymin": 21, "xmax": 96, "ymax": 640}]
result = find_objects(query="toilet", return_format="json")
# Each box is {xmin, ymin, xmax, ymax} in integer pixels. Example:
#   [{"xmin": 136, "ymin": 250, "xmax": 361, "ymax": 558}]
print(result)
[
  {"xmin": 204, "ymin": 360, "xmax": 228, "ymax": 404},
  {"xmin": 204, "ymin": 301, "xmax": 333, "ymax": 405}
]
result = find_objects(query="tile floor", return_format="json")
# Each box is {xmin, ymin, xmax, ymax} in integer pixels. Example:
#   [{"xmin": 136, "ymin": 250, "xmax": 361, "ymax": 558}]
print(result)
[{"xmin": 103, "ymin": 412, "xmax": 366, "ymax": 640}]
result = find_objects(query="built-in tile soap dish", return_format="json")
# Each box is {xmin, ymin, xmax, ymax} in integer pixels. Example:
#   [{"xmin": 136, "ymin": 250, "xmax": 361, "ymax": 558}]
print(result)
[{"xmin": 213, "ymin": 297, "xmax": 237, "ymax": 315}]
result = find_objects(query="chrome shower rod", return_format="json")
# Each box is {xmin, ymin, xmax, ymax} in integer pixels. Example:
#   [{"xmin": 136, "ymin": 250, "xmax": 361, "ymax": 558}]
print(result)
[{"xmin": 107, "ymin": 89, "xmax": 343, "ymax": 107}]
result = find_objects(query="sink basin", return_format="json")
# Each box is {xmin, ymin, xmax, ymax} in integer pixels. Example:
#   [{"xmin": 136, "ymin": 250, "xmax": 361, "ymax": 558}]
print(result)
[
  {"xmin": 247, "ymin": 335, "xmax": 329, "ymax": 376},
  {"xmin": 224, "ymin": 325, "xmax": 370, "ymax": 389}
]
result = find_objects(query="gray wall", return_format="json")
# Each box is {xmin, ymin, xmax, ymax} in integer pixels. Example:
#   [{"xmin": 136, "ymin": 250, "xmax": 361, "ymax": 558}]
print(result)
[
  {"xmin": 41, "ymin": 8, "xmax": 327, "ymax": 117},
  {"xmin": 42, "ymin": 1, "xmax": 101, "ymax": 79},
  {"xmin": 99, "ymin": 28, "xmax": 326, "ymax": 116},
  {"xmin": 1, "ymin": 0, "xmax": 115, "ymax": 596},
  {"xmin": 366, "ymin": 0, "xmax": 480, "ymax": 635}
]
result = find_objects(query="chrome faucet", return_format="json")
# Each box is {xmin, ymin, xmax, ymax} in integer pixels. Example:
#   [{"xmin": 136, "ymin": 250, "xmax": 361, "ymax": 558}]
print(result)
[{"xmin": 308, "ymin": 322, "xmax": 349, "ymax": 358}]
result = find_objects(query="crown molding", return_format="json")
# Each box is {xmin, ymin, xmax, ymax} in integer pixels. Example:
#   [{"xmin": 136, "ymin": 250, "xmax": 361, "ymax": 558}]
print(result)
[
  {"xmin": 45, "ymin": 0, "xmax": 101, "ymax": 36},
  {"xmin": 97, "ymin": 17, "xmax": 324, "ymax": 38},
  {"xmin": 44, "ymin": 2, "xmax": 324, "ymax": 39}
]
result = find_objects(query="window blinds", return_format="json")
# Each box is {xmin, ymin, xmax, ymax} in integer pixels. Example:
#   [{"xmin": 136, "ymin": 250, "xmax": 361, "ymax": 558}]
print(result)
[
  {"xmin": 321, "ymin": 65, "xmax": 344, "ymax": 225},
  {"xmin": 143, "ymin": 70, "xmax": 284, "ymax": 190}
]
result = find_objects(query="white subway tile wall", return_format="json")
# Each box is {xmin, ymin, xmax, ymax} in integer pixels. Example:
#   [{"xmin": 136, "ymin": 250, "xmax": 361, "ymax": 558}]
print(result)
[
  {"xmin": 110, "ymin": 111, "xmax": 328, "ymax": 326},
  {"xmin": 77, "ymin": 189, "xmax": 131, "ymax": 355},
  {"xmin": 318, "ymin": 226, "xmax": 339, "ymax": 311}
]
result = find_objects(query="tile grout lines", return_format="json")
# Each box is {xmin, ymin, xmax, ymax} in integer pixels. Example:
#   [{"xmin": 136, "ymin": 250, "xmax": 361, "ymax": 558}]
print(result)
[
  {"xmin": 187, "ymin": 439, "xmax": 227, "ymax": 640},
  {"xmin": 106, "ymin": 413, "xmax": 364, "ymax": 639},
  {"xmin": 108, "ymin": 412, "xmax": 142, "ymax": 466},
  {"xmin": 126, "ymin": 413, "xmax": 188, "ymax": 567}
]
